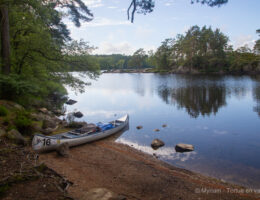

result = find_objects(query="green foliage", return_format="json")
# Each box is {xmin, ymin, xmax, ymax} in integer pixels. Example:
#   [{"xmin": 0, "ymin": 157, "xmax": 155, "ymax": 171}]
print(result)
[
  {"xmin": 0, "ymin": 74, "xmax": 38, "ymax": 101},
  {"xmin": 0, "ymin": 1, "xmax": 99, "ymax": 108},
  {"xmin": 0, "ymin": 106, "xmax": 8, "ymax": 116},
  {"xmin": 149, "ymin": 25, "xmax": 260, "ymax": 73},
  {"xmin": 128, "ymin": 0, "xmax": 227, "ymax": 23},
  {"xmin": 94, "ymin": 52, "xmax": 154, "ymax": 70},
  {"xmin": 128, "ymin": 48, "xmax": 148, "ymax": 68},
  {"xmin": 14, "ymin": 110, "xmax": 33, "ymax": 135},
  {"xmin": 94, "ymin": 54, "xmax": 131, "ymax": 70},
  {"xmin": 154, "ymin": 26, "xmax": 229, "ymax": 72},
  {"xmin": 254, "ymin": 29, "xmax": 260, "ymax": 54},
  {"xmin": 227, "ymin": 50, "xmax": 259, "ymax": 72}
]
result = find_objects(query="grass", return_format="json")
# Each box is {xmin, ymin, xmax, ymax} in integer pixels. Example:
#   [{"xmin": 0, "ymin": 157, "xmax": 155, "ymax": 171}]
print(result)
[
  {"xmin": 0, "ymin": 106, "xmax": 8, "ymax": 117},
  {"xmin": 14, "ymin": 110, "xmax": 33, "ymax": 135}
]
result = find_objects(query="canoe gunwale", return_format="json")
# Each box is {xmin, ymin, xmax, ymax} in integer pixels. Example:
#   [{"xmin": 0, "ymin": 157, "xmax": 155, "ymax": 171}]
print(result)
[{"xmin": 32, "ymin": 114, "xmax": 129, "ymax": 152}]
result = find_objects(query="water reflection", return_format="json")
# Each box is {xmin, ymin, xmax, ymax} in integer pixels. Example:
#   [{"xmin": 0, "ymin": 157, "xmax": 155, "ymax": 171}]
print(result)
[
  {"xmin": 253, "ymin": 78, "xmax": 260, "ymax": 117},
  {"xmin": 158, "ymin": 85, "xmax": 227, "ymax": 118}
]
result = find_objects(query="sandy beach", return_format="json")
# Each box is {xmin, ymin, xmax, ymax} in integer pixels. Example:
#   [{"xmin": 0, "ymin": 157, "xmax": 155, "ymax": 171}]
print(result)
[{"xmin": 40, "ymin": 139, "xmax": 260, "ymax": 200}]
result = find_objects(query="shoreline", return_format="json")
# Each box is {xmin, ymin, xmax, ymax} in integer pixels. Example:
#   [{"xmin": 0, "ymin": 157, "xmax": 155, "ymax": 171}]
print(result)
[
  {"xmin": 40, "ymin": 139, "xmax": 259, "ymax": 200},
  {"xmin": 1, "ymin": 100, "xmax": 259, "ymax": 199},
  {"xmin": 103, "ymin": 69, "xmax": 260, "ymax": 75}
]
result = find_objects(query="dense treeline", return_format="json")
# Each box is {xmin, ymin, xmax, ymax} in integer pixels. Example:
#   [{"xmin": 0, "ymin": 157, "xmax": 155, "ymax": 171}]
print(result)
[
  {"xmin": 91, "ymin": 26, "xmax": 260, "ymax": 73},
  {"xmin": 151, "ymin": 26, "xmax": 260, "ymax": 73},
  {"xmin": 93, "ymin": 49, "xmax": 153, "ymax": 70},
  {"xmin": 0, "ymin": 1, "xmax": 99, "ymax": 108}
]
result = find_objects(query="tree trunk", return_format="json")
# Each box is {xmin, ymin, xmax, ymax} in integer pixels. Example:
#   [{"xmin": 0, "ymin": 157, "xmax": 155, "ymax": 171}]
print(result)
[{"xmin": 0, "ymin": 6, "xmax": 11, "ymax": 75}]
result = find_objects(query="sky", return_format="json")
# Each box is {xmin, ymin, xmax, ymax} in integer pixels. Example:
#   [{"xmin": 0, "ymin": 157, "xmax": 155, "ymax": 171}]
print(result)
[{"xmin": 66, "ymin": 0, "xmax": 260, "ymax": 55}]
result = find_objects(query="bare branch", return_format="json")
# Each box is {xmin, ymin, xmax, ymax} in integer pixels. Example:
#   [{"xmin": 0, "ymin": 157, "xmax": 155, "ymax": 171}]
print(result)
[
  {"xmin": 131, "ymin": 0, "xmax": 136, "ymax": 23},
  {"xmin": 127, "ymin": 0, "xmax": 134, "ymax": 20}
]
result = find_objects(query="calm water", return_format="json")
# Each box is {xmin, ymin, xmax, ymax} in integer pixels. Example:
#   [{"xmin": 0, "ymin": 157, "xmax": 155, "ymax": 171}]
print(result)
[{"xmin": 66, "ymin": 73, "xmax": 260, "ymax": 188}]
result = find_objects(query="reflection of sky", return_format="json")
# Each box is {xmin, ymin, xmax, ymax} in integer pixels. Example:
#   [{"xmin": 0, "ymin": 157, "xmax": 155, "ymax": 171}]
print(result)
[{"xmin": 65, "ymin": 73, "xmax": 260, "ymax": 188}]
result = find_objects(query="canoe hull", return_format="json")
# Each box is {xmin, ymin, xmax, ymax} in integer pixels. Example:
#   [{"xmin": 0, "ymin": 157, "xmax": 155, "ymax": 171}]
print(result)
[{"xmin": 32, "ymin": 114, "xmax": 129, "ymax": 153}]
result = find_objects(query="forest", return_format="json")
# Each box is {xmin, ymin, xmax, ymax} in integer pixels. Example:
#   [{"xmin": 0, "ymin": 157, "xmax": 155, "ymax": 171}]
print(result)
[{"xmin": 95, "ymin": 26, "xmax": 260, "ymax": 73}]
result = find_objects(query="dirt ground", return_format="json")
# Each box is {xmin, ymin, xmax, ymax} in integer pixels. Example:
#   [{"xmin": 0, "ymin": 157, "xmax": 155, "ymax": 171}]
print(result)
[
  {"xmin": 0, "ymin": 139, "xmax": 71, "ymax": 200},
  {"xmin": 40, "ymin": 140, "xmax": 260, "ymax": 200}
]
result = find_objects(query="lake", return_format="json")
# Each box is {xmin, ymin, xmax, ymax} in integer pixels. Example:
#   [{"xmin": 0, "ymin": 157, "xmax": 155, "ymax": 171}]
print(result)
[{"xmin": 66, "ymin": 73, "xmax": 260, "ymax": 188}]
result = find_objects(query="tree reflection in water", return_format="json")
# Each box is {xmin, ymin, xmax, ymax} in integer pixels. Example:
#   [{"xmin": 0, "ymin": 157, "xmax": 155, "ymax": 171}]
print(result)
[
  {"xmin": 155, "ymin": 74, "xmax": 251, "ymax": 118},
  {"xmin": 252, "ymin": 76, "xmax": 260, "ymax": 117},
  {"xmin": 158, "ymin": 85, "xmax": 227, "ymax": 118}
]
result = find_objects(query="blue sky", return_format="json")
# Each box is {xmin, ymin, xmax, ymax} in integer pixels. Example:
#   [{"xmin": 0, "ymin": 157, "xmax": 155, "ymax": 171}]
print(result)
[{"xmin": 67, "ymin": 0, "xmax": 260, "ymax": 55}]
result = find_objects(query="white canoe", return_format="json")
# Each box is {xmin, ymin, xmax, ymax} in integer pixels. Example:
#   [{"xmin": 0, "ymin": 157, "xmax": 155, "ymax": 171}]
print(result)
[{"xmin": 32, "ymin": 114, "xmax": 129, "ymax": 153}]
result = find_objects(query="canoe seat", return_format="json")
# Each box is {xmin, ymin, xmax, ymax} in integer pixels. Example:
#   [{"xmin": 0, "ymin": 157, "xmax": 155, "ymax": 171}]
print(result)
[
  {"xmin": 68, "ymin": 131, "xmax": 81, "ymax": 135},
  {"xmin": 62, "ymin": 135, "xmax": 74, "ymax": 139}
]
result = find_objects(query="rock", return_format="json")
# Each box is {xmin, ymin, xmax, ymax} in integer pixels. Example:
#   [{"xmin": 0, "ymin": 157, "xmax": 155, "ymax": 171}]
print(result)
[
  {"xmin": 47, "ymin": 111, "xmax": 53, "ymax": 116},
  {"xmin": 110, "ymin": 195, "xmax": 127, "ymax": 200},
  {"xmin": 31, "ymin": 113, "xmax": 42, "ymax": 121},
  {"xmin": 136, "ymin": 125, "xmax": 143, "ymax": 130},
  {"xmin": 53, "ymin": 109, "xmax": 65, "ymax": 116},
  {"xmin": 56, "ymin": 143, "xmax": 70, "ymax": 157},
  {"xmin": 82, "ymin": 188, "xmax": 118, "ymax": 200},
  {"xmin": 175, "ymin": 143, "xmax": 194, "ymax": 152},
  {"xmin": 73, "ymin": 111, "xmax": 83, "ymax": 118},
  {"xmin": 6, "ymin": 129, "xmax": 26, "ymax": 145},
  {"xmin": 42, "ymin": 118, "xmax": 57, "ymax": 129},
  {"xmin": 13, "ymin": 104, "xmax": 24, "ymax": 111},
  {"xmin": 41, "ymin": 128, "xmax": 55, "ymax": 135},
  {"xmin": 59, "ymin": 120, "xmax": 69, "ymax": 127},
  {"xmin": 66, "ymin": 99, "xmax": 77, "ymax": 105},
  {"xmin": 153, "ymin": 153, "xmax": 159, "ymax": 158},
  {"xmin": 65, "ymin": 121, "xmax": 87, "ymax": 129},
  {"xmin": 162, "ymin": 124, "xmax": 167, "ymax": 128},
  {"xmin": 113, "ymin": 69, "xmax": 120, "ymax": 73},
  {"xmin": 154, "ymin": 129, "xmax": 160, "ymax": 132},
  {"xmin": 31, "ymin": 122, "xmax": 42, "ymax": 132},
  {"xmin": 0, "ymin": 129, "xmax": 6, "ymax": 137},
  {"xmin": 151, "ymin": 139, "xmax": 165, "ymax": 149},
  {"xmin": 39, "ymin": 108, "xmax": 48, "ymax": 114},
  {"xmin": 0, "ymin": 100, "xmax": 24, "ymax": 111}
]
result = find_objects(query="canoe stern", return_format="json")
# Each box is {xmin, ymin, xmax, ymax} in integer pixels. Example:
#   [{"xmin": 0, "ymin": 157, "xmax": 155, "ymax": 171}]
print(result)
[{"xmin": 32, "ymin": 134, "xmax": 59, "ymax": 152}]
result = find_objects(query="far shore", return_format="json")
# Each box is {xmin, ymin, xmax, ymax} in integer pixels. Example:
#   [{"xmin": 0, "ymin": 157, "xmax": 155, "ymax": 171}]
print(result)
[{"xmin": 103, "ymin": 68, "xmax": 260, "ymax": 75}]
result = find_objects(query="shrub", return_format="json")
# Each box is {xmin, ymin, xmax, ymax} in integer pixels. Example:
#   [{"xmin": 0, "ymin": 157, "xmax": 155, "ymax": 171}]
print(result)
[
  {"xmin": 0, "ymin": 74, "xmax": 38, "ymax": 102},
  {"xmin": 0, "ymin": 106, "xmax": 8, "ymax": 116},
  {"xmin": 14, "ymin": 111, "xmax": 33, "ymax": 135}
]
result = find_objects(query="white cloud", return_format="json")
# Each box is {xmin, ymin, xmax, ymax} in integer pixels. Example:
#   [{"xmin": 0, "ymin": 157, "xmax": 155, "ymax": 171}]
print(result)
[
  {"xmin": 82, "ymin": 17, "xmax": 131, "ymax": 27},
  {"xmin": 118, "ymin": 8, "xmax": 127, "ymax": 12},
  {"xmin": 94, "ymin": 41, "xmax": 135, "ymax": 55},
  {"xmin": 232, "ymin": 35, "xmax": 256, "ymax": 50},
  {"xmin": 163, "ymin": 0, "xmax": 176, "ymax": 7},
  {"xmin": 108, "ymin": 6, "xmax": 117, "ymax": 9},
  {"xmin": 93, "ymin": 41, "xmax": 156, "ymax": 55},
  {"xmin": 135, "ymin": 26, "xmax": 154, "ymax": 38},
  {"xmin": 82, "ymin": 0, "xmax": 104, "ymax": 8}
]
